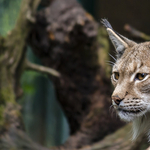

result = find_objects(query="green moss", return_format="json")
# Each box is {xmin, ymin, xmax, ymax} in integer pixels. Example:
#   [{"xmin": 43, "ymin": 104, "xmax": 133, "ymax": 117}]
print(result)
[
  {"xmin": 0, "ymin": 67, "xmax": 15, "ymax": 104},
  {"xmin": 0, "ymin": 87, "xmax": 15, "ymax": 103},
  {"xmin": 0, "ymin": 105, "xmax": 5, "ymax": 128},
  {"xmin": 0, "ymin": 67, "xmax": 17, "ymax": 128},
  {"xmin": 97, "ymin": 27, "xmax": 111, "ymax": 78}
]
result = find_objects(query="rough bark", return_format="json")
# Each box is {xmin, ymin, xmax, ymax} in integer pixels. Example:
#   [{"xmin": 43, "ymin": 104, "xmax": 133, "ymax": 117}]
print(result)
[
  {"xmin": 0, "ymin": 0, "xmax": 38, "ymax": 134},
  {"xmin": 28, "ymin": 0, "xmax": 124, "ymax": 148},
  {"xmin": 0, "ymin": 0, "xmax": 50, "ymax": 149}
]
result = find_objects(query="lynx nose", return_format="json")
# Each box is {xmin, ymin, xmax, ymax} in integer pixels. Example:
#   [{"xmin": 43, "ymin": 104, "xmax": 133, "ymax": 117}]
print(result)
[{"xmin": 112, "ymin": 95, "xmax": 122, "ymax": 105}]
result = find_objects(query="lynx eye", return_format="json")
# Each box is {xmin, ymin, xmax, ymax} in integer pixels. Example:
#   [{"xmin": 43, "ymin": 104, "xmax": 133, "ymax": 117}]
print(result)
[
  {"xmin": 113, "ymin": 72, "xmax": 119, "ymax": 80},
  {"xmin": 135, "ymin": 73, "xmax": 147, "ymax": 81}
]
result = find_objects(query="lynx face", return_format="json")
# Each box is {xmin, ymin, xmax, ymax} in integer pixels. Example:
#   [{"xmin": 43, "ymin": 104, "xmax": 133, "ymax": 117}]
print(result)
[
  {"xmin": 111, "ymin": 43, "xmax": 150, "ymax": 122},
  {"xmin": 102, "ymin": 19, "xmax": 150, "ymax": 140}
]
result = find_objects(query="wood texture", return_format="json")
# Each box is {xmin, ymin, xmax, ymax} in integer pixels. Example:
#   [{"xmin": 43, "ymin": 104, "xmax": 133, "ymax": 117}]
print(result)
[{"xmin": 28, "ymin": 0, "xmax": 124, "ymax": 148}]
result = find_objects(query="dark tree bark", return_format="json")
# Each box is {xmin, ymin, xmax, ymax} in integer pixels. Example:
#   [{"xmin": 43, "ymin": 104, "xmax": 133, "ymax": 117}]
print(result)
[{"xmin": 28, "ymin": 0, "xmax": 124, "ymax": 148}]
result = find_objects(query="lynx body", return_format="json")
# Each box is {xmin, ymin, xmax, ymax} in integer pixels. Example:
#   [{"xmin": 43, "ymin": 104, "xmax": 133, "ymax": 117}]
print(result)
[{"xmin": 102, "ymin": 19, "xmax": 150, "ymax": 140}]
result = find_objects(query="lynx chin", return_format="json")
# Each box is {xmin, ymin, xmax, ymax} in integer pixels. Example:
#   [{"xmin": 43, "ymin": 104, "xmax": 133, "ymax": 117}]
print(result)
[{"xmin": 102, "ymin": 19, "xmax": 150, "ymax": 141}]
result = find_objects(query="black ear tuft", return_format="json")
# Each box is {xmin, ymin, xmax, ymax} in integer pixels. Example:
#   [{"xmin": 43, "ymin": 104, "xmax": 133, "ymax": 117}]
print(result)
[
  {"xmin": 101, "ymin": 19, "xmax": 113, "ymax": 30},
  {"xmin": 101, "ymin": 18, "xmax": 136, "ymax": 59}
]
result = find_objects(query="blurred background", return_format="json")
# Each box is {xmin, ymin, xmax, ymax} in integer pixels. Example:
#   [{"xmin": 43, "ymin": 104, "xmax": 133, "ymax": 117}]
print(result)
[{"xmin": 1, "ymin": 0, "xmax": 150, "ymax": 149}]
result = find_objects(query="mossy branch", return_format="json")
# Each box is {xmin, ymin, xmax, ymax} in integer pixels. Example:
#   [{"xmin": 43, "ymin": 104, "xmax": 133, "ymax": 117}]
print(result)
[{"xmin": 25, "ymin": 59, "xmax": 61, "ymax": 77}]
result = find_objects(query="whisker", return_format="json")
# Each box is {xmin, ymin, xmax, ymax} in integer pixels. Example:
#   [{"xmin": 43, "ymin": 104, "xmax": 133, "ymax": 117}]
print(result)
[
  {"xmin": 115, "ymin": 110, "xmax": 118, "ymax": 118},
  {"xmin": 109, "ymin": 105, "xmax": 114, "ymax": 112},
  {"xmin": 106, "ymin": 63, "xmax": 114, "ymax": 67},
  {"xmin": 112, "ymin": 51, "xmax": 117, "ymax": 55},
  {"xmin": 144, "ymin": 113, "xmax": 147, "ymax": 119},
  {"xmin": 109, "ymin": 104, "xmax": 118, "ymax": 118},
  {"xmin": 141, "ymin": 102, "xmax": 150, "ymax": 104},
  {"xmin": 109, "ymin": 53, "xmax": 116, "ymax": 61},
  {"xmin": 106, "ymin": 61, "xmax": 115, "ymax": 65},
  {"xmin": 106, "ymin": 62, "xmax": 114, "ymax": 65},
  {"xmin": 106, "ymin": 61, "xmax": 115, "ymax": 67},
  {"xmin": 138, "ymin": 108, "xmax": 147, "ymax": 119}
]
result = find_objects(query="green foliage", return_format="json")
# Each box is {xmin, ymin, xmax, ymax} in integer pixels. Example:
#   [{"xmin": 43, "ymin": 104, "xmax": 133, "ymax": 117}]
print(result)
[
  {"xmin": 19, "ymin": 49, "xmax": 69, "ymax": 146},
  {"xmin": 0, "ymin": 0, "xmax": 21, "ymax": 35},
  {"xmin": 21, "ymin": 71, "xmax": 41, "ymax": 95},
  {"xmin": 0, "ymin": 105, "xmax": 5, "ymax": 127}
]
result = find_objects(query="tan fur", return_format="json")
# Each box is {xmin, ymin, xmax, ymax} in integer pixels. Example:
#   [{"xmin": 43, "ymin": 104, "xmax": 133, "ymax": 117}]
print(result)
[
  {"xmin": 101, "ymin": 19, "xmax": 150, "ymax": 141},
  {"xmin": 112, "ymin": 42, "xmax": 150, "ymax": 141}
]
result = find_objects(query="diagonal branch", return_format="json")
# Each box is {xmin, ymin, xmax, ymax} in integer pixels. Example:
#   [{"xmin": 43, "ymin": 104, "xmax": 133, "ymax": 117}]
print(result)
[
  {"xmin": 25, "ymin": 59, "xmax": 61, "ymax": 77},
  {"xmin": 80, "ymin": 124, "xmax": 148, "ymax": 150},
  {"xmin": 124, "ymin": 24, "xmax": 150, "ymax": 40}
]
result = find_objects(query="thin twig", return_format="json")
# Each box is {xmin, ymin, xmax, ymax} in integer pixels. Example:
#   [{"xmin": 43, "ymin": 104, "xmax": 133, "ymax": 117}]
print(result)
[
  {"xmin": 25, "ymin": 59, "xmax": 60, "ymax": 77},
  {"xmin": 124, "ymin": 24, "xmax": 150, "ymax": 41}
]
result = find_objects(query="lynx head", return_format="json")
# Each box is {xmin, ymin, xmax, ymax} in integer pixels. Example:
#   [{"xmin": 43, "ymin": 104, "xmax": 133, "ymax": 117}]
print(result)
[{"xmin": 102, "ymin": 19, "xmax": 150, "ymax": 140}]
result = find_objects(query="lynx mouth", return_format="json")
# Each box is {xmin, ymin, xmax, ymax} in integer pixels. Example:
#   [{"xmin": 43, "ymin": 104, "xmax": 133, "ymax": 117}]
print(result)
[
  {"xmin": 118, "ymin": 108, "xmax": 145, "ymax": 114},
  {"xmin": 117, "ymin": 107, "xmax": 147, "ymax": 122}
]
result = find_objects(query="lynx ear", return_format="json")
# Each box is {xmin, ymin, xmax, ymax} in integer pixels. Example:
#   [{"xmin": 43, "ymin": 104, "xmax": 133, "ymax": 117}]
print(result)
[{"xmin": 101, "ymin": 19, "xmax": 136, "ymax": 58}]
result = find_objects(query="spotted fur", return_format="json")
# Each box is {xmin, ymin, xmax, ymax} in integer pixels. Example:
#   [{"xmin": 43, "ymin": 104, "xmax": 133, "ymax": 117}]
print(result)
[{"xmin": 102, "ymin": 19, "xmax": 150, "ymax": 141}]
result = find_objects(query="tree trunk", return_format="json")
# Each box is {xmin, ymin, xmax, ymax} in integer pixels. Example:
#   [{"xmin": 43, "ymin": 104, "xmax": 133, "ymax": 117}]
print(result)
[
  {"xmin": 28, "ymin": 0, "xmax": 124, "ymax": 148},
  {"xmin": 0, "ymin": 0, "xmax": 49, "ymax": 149}
]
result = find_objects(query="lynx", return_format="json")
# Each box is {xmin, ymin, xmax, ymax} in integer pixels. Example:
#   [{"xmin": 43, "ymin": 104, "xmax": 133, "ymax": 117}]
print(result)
[{"xmin": 102, "ymin": 19, "xmax": 150, "ymax": 141}]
